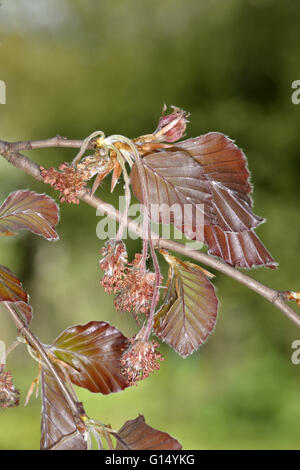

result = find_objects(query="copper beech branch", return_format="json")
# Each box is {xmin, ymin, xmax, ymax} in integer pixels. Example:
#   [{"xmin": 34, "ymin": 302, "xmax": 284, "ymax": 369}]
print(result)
[{"xmin": 0, "ymin": 137, "xmax": 300, "ymax": 328}]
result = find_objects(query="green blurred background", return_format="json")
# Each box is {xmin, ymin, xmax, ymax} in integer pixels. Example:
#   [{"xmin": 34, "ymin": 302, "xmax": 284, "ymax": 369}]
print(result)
[{"xmin": 0, "ymin": 0, "xmax": 300, "ymax": 450}]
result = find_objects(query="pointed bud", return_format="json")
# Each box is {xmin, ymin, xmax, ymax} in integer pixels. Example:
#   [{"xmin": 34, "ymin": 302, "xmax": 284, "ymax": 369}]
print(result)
[{"xmin": 154, "ymin": 105, "xmax": 188, "ymax": 143}]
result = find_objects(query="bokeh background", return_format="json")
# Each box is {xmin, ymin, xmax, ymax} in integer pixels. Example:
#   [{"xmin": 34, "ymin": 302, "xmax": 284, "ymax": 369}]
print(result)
[{"xmin": 0, "ymin": 0, "xmax": 300, "ymax": 450}]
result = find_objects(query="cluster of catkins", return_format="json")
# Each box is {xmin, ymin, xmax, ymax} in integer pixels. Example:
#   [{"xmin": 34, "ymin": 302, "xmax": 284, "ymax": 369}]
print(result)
[
  {"xmin": 99, "ymin": 239, "xmax": 164, "ymax": 385},
  {"xmin": 99, "ymin": 239, "xmax": 159, "ymax": 318},
  {"xmin": 120, "ymin": 328, "xmax": 164, "ymax": 386},
  {"xmin": 0, "ymin": 368, "xmax": 20, "ymax": 409},
  {"xmin": 40, "ymin": 162, "xmax": 89, "ymax": 204}
]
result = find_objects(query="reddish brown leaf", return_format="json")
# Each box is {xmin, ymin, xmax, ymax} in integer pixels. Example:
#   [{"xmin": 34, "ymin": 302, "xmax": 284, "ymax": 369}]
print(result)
[
  {"xmin": 0, "ymin": 190, "xmax": 59, "ymax": 240},
  {"xmin": 115, "ymin": 415, "xmax": 182, "ymax": 450},
  {"xmin": 131, "ymin": 132, "xmax": 276, "ymax": 269},
  {"xmin": 131, "ymin": 147, "xmax": 214, "ymax": 239},
  {"xmin": 0, "ymin": 265, "xmax": 28, "ymax": 303},
  {"xmin": 154, "ymin": 251, "xmax": 218, "ymax": 358},
  {"xmin": 0, "ymin": 265, "xmax": 33, "ymax": 325},
  {"xmin": 40, "ymin": 368, "xmax": 87, "ymax": 450},
  {"xmin": 50, "ymin": 321, "xmax": 129, "ymax": 394},
  {"xmin": 177, "ymin": 133, "xmax": 252, "ymax": 197},
  {"xmin": 204, "ymin": 225, "xmax": 276, "ymax": 270}
]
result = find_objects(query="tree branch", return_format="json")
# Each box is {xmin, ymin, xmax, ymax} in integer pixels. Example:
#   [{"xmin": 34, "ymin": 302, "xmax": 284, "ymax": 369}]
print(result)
[
  {"xmin": 0, "ymin": 136, "xmax": 95, "ymax": 153},
  {"xmin": 1, "ymin": 137, "xmax": 299, "ymax": 328}
]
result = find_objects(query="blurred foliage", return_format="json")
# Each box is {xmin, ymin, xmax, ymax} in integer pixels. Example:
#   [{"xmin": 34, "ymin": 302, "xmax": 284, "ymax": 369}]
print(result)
[{"xmin": 0, "ymin": 0, "xmax": 300, "ymax": 449}]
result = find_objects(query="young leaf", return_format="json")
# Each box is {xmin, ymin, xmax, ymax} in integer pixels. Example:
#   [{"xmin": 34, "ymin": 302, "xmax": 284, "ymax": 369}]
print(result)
[
  {"xmin": 0, "ymin": 266, "xmax": 33, "ymax": 325},
  {"xmin": 40, "ymin": 368, "xmax": 87, "ymax": 450},
  {"xmin": 131, "ymin": 132, "xmax": 276, "ymax": 269},
  {"xmin": 50, "ymin": 321, "xmax": 129, "ymax": 394},
  {"xmin": 115, "ymin": 415, "xmax": 182, "ymax": 450},
  {"xmin": 0, "ymin": 190, "xmax": 59, "ymax": 240},
  {"xmin": 154, "ymin": 251, "xmax": 218, "ymax": 358},
  {"xmin": 0, "ymin": 265, "xmax": 28, "ymax": 303}
]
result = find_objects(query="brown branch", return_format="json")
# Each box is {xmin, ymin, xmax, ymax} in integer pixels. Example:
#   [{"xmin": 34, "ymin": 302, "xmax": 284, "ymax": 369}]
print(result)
[
  {"xmin": 0, "ymin": 135, "xmax": 95, "ymax": 152},
  {"xmin": 1, "ymin": 138, "xmax": 300, "ymax": 328},
  {"xmin": 0, "ymin": 147, "xmax": 42, "ymax": 180}
]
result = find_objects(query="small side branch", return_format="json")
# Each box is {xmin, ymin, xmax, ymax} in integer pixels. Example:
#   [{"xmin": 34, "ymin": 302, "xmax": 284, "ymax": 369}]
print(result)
[{"xmin": 3, "ymin": 302, "xmax": 84, "ymax": 421}]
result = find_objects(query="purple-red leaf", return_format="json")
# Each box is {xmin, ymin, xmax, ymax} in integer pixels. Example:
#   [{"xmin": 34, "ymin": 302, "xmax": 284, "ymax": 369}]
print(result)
[
  {"xmin": 131, "ymin": 132, "xmax": 276, "ymax": 269},
  {"xmin": 154, "ymin": 251, "xmax": 218, "ymax": 358},
  {"xmin": 40, "ymin": 368, "xmax": 87, "ymax": 450},
  {"xmin": 0, "ymin": 265, "xmax": 28, "ymax": 303},
  {"xmin": 0, "ymin": 190, "xmax": 59, "ymax": 240},
  {"xmin": 50, "ymin": 321, "xmax": 129, "ymax": 394},
  {"xmin": 115, "ymin": 415, "xmax": 182, "ymax": 450},
  {"xmin": 0, "ymin": 266, "xmax": 33, "ymax": 325}
]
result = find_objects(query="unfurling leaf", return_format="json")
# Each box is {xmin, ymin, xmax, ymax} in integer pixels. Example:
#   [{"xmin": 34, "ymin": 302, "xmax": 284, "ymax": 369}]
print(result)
[
  {"xmin": 50, "ymin": 321, "xmax": 129, "ymax": 394},
  {"xmin": 0, "ymin": 190, "xmax": 59, "ymax": 240},
  {"xmin": 115, "ymin": 415, "xmax": 182, "ymax": 450},
  {"xmin": 40, "ymin": 368, "xmax": 87, "ymax": 450},
  {"xmin": 131, "ymin": 132, "xmax": 276, "ymax": 269},
  {"xmin": 154, "ymin": 251, "xmax": 218, "ymax": 358}
]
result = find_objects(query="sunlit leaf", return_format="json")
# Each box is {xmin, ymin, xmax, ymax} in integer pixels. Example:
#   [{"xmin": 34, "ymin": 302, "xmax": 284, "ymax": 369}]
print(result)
[
  {"xmin": 0, "ymin": 190, "xmax": 59, "ymax": 240},
  {"xmin": 115, "ymin": 415, "xmax": 182, "ymax": 450},
  {"xmin": 40, "ymin": 367, "xmax": 87, "ymax": 450},
  {"xmin": 154, "ymin": 251, "xmax": 218, "ymax": 358},
  {"xmin": 50, "ymin": 321, "xmax": 129, "ymax": 394},
  {"xmin": 131, "ymin": 132, "xmax": 276, "ymax": 268}
]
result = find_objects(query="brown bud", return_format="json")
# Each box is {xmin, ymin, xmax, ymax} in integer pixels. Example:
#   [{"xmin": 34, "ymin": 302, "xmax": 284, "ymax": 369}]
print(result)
[{"xmin": 154, "ymin": 105, "xmax": 188, "ymax": 143}]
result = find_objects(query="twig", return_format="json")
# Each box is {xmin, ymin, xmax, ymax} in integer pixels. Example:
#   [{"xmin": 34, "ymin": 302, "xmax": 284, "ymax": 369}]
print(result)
[
  {"xmin": 3, "ymin": 302, "xmax": 85, "ymax": 422},
  {"xmin": 0, "ymin": 136, "xmax": 94, "ymax": 152},
  {"xmin": 5, "ymin": 340, "xmax": 20, "ymax": 359},
  {"xmin": 1, "ymin": 138, "xmax": 299, "ymax": 328}
]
